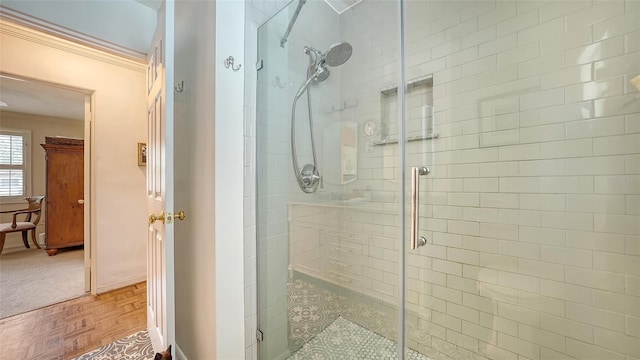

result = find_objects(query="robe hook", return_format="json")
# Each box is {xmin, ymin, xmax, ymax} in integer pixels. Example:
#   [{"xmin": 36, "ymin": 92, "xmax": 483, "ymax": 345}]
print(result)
[{"xmin": 224, "ymin": 56, "xmax": 241, "ymax": 71}]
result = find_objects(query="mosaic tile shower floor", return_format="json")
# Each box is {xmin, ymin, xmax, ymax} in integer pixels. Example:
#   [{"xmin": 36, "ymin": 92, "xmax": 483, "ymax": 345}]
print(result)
[
  {"xmin": 287, "ymin": 278, "xmax": 396, "ymax": 350},
  {"xmin": 287, "ymin": 278, "xmax": 433, "ymax": 360},
  {"xmin": 287, "ymin": 317, "xmax": 432, "ymax": 360}
]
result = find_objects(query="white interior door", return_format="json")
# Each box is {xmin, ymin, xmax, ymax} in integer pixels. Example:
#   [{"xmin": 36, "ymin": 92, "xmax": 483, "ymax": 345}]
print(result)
[{"xmin": 146, "ymin": 0, "xmax": 175, "ymax": 353}]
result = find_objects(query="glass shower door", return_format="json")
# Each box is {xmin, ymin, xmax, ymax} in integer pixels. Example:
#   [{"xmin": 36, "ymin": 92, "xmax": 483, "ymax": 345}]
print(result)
[
  {"xmin": 402, "ymin": 1, "xmax": 640, "ymax": 359},
  {"xmin": 256, "ymin": 1, "xmax": 406, "ymax": 359}
]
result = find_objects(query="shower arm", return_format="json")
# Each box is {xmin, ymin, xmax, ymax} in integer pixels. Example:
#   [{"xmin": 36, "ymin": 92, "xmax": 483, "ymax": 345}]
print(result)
[{"xmin": 280, "ymin": 0, "xmax": 307, "ymax": 48}]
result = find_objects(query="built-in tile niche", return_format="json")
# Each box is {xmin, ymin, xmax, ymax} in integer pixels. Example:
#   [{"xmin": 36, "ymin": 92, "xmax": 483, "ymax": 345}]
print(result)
[{"xmin": 375, "ymin": 75, "xmax": 436, "ymax": 145}]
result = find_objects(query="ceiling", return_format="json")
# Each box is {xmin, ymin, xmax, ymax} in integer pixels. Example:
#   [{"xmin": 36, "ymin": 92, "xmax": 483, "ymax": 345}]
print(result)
[{"xmin": 0, "ymin": 75, "xmax": 86, "ymax": 121}]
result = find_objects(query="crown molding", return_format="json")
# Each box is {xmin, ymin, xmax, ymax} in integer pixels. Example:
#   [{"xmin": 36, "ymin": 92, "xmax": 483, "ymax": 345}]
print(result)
[
  {"xmin": 0, "ymin": 5, "xmax": 147, "ymax": 65},
  {"xmin": 0, "ymin": 20, "xmax": 146, "ymax": 73}
]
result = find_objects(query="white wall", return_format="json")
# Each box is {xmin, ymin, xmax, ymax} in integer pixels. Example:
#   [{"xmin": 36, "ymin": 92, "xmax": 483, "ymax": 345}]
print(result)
[
  {"xmin": 173, "ymin": 0, "xmax": 217, "ymax": 357},
  {"xmin": 214, "ymin": 1, "xmax": 246, "ymax": 360},
  {"xmin": 172, "ymin": 0, "xmax": 243, "ymax": 359},
  {"xmin": 0, "ymin": 20, "xmax": 148, "ymax": 292}
]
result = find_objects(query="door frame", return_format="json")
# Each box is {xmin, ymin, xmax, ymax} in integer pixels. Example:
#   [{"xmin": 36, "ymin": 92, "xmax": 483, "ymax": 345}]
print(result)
[
  {"xmin": 0, "ymin": 71, "xmax": 94, "ymax": 293},
  {"xmin": 84, "ymin": 93, "xmax": 96, "ymax": 294}
]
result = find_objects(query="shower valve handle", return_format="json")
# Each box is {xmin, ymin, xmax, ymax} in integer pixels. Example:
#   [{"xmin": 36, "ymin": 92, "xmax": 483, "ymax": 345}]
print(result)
[
  {"xmin": 299, "ymin": 164, "xmax": 321, "ymax": 186},
  {"xmin": 302, "ymin": 173, "xmax": 320, "ymax": 185}
]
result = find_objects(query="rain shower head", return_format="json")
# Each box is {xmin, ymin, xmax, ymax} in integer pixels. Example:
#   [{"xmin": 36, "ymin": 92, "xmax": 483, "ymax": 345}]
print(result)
[
  {"xmin": 324, "ymin": 42, "xmax": 353, "ymax": 67},
  {"xmin": 305, "ymin": 42, "xmax": 353, "ymax": 68}
]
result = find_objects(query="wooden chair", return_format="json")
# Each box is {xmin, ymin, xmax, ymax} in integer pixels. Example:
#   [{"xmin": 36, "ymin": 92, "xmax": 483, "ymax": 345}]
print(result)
[{"xmin": 0, "ymin": 196, "xmax": 45, "ymax": 255}]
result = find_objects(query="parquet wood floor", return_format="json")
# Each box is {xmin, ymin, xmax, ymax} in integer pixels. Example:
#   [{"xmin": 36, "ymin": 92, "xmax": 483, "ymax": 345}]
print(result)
[{"xmin": 0, "ymin": 282, "xmax": 146, "ymax": 360}]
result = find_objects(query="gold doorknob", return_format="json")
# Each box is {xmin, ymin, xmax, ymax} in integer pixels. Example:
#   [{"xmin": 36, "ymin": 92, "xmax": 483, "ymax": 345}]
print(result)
[
  {"xmin": 149, "ymin": 211, "xmax": 165, "ymax": 224},
  {"xmin": 175, "ymin": 210, "xmax": 186, "ymax": 221},
  {"xmin": 78, "ymin": 199, "xmax": 85, "ymax": 205}
]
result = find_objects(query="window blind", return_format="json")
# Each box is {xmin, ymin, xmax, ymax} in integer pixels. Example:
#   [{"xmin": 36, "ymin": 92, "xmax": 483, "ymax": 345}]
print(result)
[{"xmin": 0, "ymin": 134, "xmax": 25, "ymax": 197}]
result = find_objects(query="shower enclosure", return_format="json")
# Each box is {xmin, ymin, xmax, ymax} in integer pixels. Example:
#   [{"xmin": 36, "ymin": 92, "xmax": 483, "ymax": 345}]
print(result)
[{"xmin": 256, "ymin": 0, "xmax": 640, "ymax": 359}]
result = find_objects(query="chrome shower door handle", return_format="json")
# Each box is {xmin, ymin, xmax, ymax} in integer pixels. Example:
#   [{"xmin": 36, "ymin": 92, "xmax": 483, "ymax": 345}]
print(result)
[{"xmin": 411, "ymin": 166, "xmax": 430, "ymax": 250}]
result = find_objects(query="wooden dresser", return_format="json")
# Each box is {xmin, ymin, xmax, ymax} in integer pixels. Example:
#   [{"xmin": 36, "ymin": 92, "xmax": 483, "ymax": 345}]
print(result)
[{"xmin": 41, "ymin": 137, "xmax": 84, "ymax": 256}]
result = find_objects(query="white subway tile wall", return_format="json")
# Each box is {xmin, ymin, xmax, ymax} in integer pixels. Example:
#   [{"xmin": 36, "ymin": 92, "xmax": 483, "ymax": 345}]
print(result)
[{"xmin": 248, "ymin": 0, "xmax": 639, "ymax": 359}]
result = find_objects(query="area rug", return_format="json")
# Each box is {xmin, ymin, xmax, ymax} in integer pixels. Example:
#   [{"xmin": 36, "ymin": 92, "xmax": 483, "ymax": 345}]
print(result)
[
  {"xmin": 0, "ymin": 248, "xmax": 85, "ymax": 318},
  {"xmin": 72, "ymin": 330, "xmax": 154, "ymax": 360},
  {"xmin": 287, "ymin": 316, "xmax": 432, "ymax": 360}
]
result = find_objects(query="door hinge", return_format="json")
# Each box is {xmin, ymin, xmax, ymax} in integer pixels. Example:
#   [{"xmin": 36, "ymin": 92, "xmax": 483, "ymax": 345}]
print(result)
[
  {"xmin": 256, "ymin": 60, "xmax": 264, "ymax": 71},
  {"xmin": 256, "ymin": 329, "xmax": 264, "ymax": 342}
]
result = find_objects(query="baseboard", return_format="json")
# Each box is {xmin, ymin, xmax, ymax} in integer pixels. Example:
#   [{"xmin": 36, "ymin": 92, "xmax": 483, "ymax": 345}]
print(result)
[
  {"xmin": 96, "ymin": 276, "xmax": 146, "ymax": 294},
  {"xmin": 175, "ymin": 344, "xmax": 188, "ymax": 360}
]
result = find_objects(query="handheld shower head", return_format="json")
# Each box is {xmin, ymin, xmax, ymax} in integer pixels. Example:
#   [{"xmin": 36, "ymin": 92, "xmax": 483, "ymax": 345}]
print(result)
[
  {"xmin": 308, "ymin": 63, "xmax": 330, "ymax": 82},
  {"xmin": 314, "ymin": 67, "xmax": 330, "ymax": 82},
  {"xmin": 295, "ymin": 66, "xmax": 329, "ymax": 99}
]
